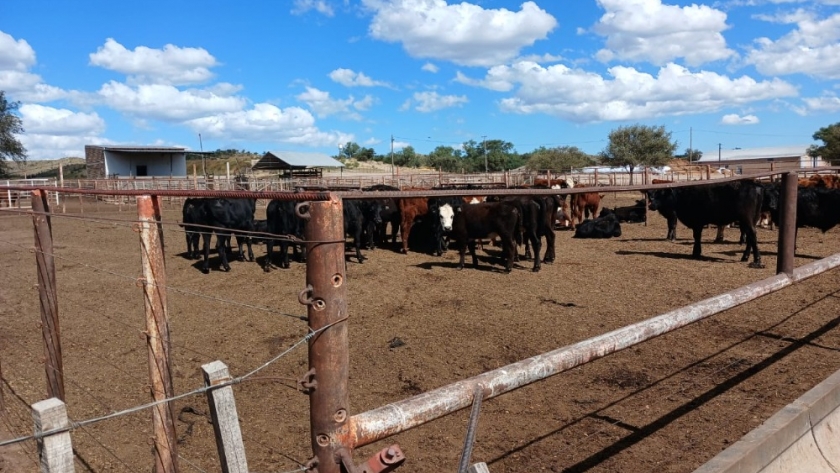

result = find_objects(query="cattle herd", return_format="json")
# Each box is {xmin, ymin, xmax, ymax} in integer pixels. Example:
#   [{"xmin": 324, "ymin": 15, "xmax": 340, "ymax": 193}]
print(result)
[{"xmin": 179, "ymin": 174, "xmax": 840, "ymax": 273}]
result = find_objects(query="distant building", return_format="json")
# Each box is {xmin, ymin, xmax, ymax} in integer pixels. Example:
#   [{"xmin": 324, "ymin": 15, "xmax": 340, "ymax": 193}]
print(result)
[
  {"xmin": 85, "ymin": 145, "xmax": 188, "ymax": 179},
  {"xmin": 695, "ymin": 145, "xmax": 822, "ymax": 175},
  {"xmin": 251, "ymin": 150, "xmax": 344, "ymax": 178}
]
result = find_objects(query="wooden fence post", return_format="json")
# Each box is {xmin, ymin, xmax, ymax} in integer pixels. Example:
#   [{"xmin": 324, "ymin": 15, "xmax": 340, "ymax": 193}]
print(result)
[
  {"xmin": 32, "ymin": 398, "xmax": 75, "ymax": 473},
  {"xmin": 136, "ymin": 195, "xmax": 179, "ymax": 473},
  {"xmin": 202, "ymin": 361, "xmax": 248, "ymax": 473},
  {"xmin": 777, "ymin": 172, "xmax": 798, "ymax": 276},
  {"xmin": 31, "ymin": 190, "xmax": 65, "ymax": 401}
]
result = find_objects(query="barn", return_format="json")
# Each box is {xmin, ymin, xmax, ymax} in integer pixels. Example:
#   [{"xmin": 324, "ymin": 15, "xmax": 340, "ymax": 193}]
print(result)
[
  {"xmin": 251, "ymin": 150, "xmax": 344, "ymax": 178},
  {"xmin": 85, "ymin": 145, "xmax": 188, "ymax": 179},
  {"xmin": 696, "ymin": 145, "xmax": 822, "ymax": 175}
]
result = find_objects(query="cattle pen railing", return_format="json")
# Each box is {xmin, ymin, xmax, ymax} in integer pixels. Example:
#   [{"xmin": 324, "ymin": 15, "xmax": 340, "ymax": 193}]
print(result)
[{"xmin": 0, "ymin": 170, "xmax": 835, "ymax": 472}]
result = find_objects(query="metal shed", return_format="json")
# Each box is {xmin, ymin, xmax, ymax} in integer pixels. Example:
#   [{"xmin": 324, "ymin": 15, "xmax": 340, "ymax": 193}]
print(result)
[
  {"xmin": 696, "ymin": 145, "xmax": 821, "ymax": 175},
  {"xmin": 85, "ymin": 145, "xmax": 188, "ymax": 179},
  {"xmin": 251, "ymin": 151, "xmax": 344, "ymax": 178}
]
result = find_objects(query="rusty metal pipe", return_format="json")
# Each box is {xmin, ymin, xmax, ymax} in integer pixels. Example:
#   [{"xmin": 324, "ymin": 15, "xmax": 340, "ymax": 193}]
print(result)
[
  {"xmin": 776, "ymin": 172, "xmax": 798, "ymax": 276},
  {"xmin": 341, "ymin": 254, "xmax": 840, "ymax": 448},
  {"xmin": 31, "ymin": 189, "xmax": 65, "ymax": 402},
  {"xmin": 305, "ymin": 196, "xmax": 350, "ymax": 473}
]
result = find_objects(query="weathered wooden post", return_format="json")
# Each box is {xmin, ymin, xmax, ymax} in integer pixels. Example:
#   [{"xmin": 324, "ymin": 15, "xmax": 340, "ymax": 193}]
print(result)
[
  {"xmin": 705, "ymin": 165, "xmax": 711, "ymax": 180},
  {"xmin": 31, "ymin": 190, "xmax": 65, "ymax": 401},
  {"xmin": 304, "ymin": 195, "xmax": 350, "ymax": 473},
  {"xmin": 777, "ymin": 172, "xmax": 798, "ymax": 276},
  {"xmin": 136, "ymin": 195, "xmax": 179, "ymax": 473},
  {"xmin": 202, "ymin": 361, "xmax": 248, "ymax": 473},
  {"xmin": 32, "ymin": 398, "xmax": 75, "ymax": 473},
  {"xmin": 594, "ymin": 169, "xmax": 599, "ymax": 186}
]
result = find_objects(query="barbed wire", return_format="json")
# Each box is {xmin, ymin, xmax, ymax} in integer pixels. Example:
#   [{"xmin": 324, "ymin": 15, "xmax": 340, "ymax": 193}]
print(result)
[
  {"xmin": 0, "ymin": 238, "xmax": 309, "ymax": 322},
  {"xmin": 0, "ymin": 320, "xmax": 331, "ymax": 448}
]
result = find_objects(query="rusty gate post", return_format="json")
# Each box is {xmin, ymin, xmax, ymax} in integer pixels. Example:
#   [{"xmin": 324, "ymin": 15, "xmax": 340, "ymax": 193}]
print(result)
[
  {"xmin": 31, "ymin": 189, "xmax": 65, "ymax": 402},
  {"xmin": 777, "ymin": 172, "xmax": 798, "ymax": 276},
  {"xmin": 136, "ymin": 195, "xmax": 179, "ymax": 473},
  {"xmin": 304, "ymin": 195, "xmax": 350, "ymax": 473}
]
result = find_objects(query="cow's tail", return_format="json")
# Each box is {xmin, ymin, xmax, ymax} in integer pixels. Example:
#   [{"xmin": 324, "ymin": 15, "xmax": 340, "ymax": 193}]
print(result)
[{"xmin": 514, "ymin": 208, "xmax": 523, "ymax": 247}]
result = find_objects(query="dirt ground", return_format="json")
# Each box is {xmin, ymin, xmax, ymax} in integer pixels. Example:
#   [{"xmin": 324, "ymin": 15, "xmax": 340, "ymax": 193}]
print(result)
[{"xmin": 2, "ymin": 192, "xmax": 840, "ymax": 473}]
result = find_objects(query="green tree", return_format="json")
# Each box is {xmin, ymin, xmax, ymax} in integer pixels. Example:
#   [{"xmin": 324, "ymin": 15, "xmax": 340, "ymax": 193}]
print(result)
[
  {"xmin": 393, "ymin": 145, "xmax": 423, "ymax": 168},
  {"xmin": 599, "ymin": 124, "xmax": 677, "ymax": 184},
  {"xmin": 339, "ymin": 141, "xmax": 361, "ymax": 160},
  {"xmin": 524, "ymin": 146, "xmax": 595, "ymax": 172},
  {"xmin": 462, "ymin": 138, "xmax": 518, "ymax": 172},
  {"xmin": 680, "ymin": 148, "xmax": 703, "ymax": 163},
  {"xmin": 808, "ymin": 122, "xmax": 840, "ymax": 165},
  {"xmin": 427, "ymin": 145, "xmax": 463, "ymax": 172},
  {"xmin": 0, "ymin": 91, "xmax": 27, "ymax": 178}
]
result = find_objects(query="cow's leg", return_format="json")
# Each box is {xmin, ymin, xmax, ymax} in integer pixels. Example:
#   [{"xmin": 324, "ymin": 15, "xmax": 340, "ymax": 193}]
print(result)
[
  {"xmin": 217, "ymin": 233, "xmax": 232, "ymax": 272},
  {"xmin": 691, "ymin": 227, "xmax": 704, "ymax": 259},
  {"xmin": 457, "ymin": 241, "xmax": 466, "ymax": 270},
  {"xmin": 201, "ymin": 232, "xmax": 213, "ymax": 273},
  {"xmin": 530, "ymin": 233, "xmax": 541, "ymax": 272},
  {"xmin": 354, "ymin": 228, "xmax": 365, "ymax": 263},
  {"xmin": 713, "ymin": 225, "xmax": 725, "ymax": 243},
  {"xmin": 263, "ymin": 236, "xmax": 273, "ymax": 272},
  {"xmin": 740, "ymin": 222, "xmax": 764, "ymax": 268},
  {"xmin": 667, "ymin": 215, "xmax": 677, "ymax": 241},
  {"xmin": 185, "ymin": 231, "xmax": 193, "ymax": 259},
  {"xmin": 280, "ymin": 240, "xmax": 291, "ymax": 269},
  {"xmin": 468, "ymin": 240, "xmax": 479, "ymax": 269},
  {"xmin": 400, "ymin": 213, "xmax": 413, "ymax": 253},
  {"xmin": 503, "ymin": 236, "xmax": 515, "ymax": 273},
  {"xmin": 542, "ymin": 230, "xmax": 556, "ymax": 263}
]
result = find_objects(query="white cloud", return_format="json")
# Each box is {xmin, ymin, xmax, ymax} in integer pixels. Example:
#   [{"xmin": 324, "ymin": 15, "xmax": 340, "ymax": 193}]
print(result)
[
  {"xmin": 592, "ymin": 0, "xmax": 735, "ymax": 66},
  {"xmin": 800, "ymin": 94, "xmax": 840, "ymax": 113},
  {"xmin": 185, "ymin": 103, "xmax": 353, "ymax": 146},
  {"xmin": 16, "ymin": 105, "xmax": 107, "ymax": 160},
  {"xmin": 745, "ymin": 11, "xmax": 840, "ymax": 79},
  {"xmin": 460, "ymin": 61, "xmax": 797, "ymax": 122},
  {"xmin": 721, "ymin": 113, "xmax": 759, "ymax": 125},
  {"xmin": 89, "ymin": 38, "xmax": 218, "ymax": 85},
  {"xmin": 95, "ymin": 81, "xmax": 246, "ymax": 121},
  {"xmin": 421, "ymin": 62, "xmax": 439, "ymax": 73},
  {"xmin": 295, "ymin": 86, "xmax": 370, "ymax": 120},
  {"xmin": 329, "ymin": 68, "xmax": 390, "ymax": 87},
  {"xmin": 0, "ymin": 31, "xmax": 68, "ymax": 103},
  {"xmin": 404, "ymin": 91, "xmax": 468, "ymax": 112},
  {"xmin": 0, "ymin": 31, "xmax": 36, "ymax": 71},
  {"xmin": 291, "ymin": 0, "xmax": 335, "ymax": 16},
  {"xmin": 364, "ymin": 0, "xmax": 557, "ymax": 67},
  {"xmin": 19, "ymin": 104, "xmax": 105, "ymax": 135}
]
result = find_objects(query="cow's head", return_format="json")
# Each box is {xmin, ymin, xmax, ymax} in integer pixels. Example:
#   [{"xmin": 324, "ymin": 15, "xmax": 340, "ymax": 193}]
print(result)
[
  {"xmin": 647, "ymin": 189, "xmax": 673, "ymax": 212},
  {"xmin": 438, "ymin": 203, "xmax": 455, "ymax": 232}
]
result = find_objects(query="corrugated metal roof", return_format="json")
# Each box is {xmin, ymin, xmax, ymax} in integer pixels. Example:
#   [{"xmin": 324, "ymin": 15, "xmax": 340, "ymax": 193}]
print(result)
[
  {"xmin": 253, "ymin": 151, "xmax": 344, "ymax": 169},
  {"xmin": 696, "ymin": 145, "xmax": 810, "ymax": 163},
  {"xmin": 97, "ymin": 146, "xmax": 187, "ymax": 153}
]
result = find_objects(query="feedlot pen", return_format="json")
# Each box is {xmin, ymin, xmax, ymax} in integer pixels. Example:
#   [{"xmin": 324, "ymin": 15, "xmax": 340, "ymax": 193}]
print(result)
[{"xmin": 2, "ymin": 184, "xmax": 840, "ymax": 472}]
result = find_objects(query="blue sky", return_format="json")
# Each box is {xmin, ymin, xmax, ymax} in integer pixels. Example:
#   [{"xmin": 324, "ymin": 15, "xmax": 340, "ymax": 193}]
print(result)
[{"xmin": 2, "ymin": 0, "xmax": 839, "ymax": 161}]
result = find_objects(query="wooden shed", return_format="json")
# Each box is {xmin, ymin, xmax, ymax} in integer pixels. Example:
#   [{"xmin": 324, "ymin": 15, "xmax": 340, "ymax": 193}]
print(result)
[
  {"xmin": 696, "ymin": 145, "xmax": 822, "ymax": 175},
  {"xmin": 251, "ymin": 151, "xmax": 344, "ymax": 178}
]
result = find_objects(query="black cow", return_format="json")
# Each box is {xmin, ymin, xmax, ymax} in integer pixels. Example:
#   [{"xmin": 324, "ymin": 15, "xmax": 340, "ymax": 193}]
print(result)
[
  {"xmin": 428, "ymin": 196, "xmax": 465, "ymax": 256},
  {"xmin": 264, "ymin": 200, "xmax": 306, "ymax": 271},
  {"xmin": 181, "ymin": 198, "xmax": 203, "ymax": 259},
  {"xmin": 354, "ymin": 199, "xmax": 384, "ymax": 250},
  {"xmin": 763, "ymin": 184, "xmax": 840, "ymax": 236},
  {"xmin": 574, "ymin": 210, "xmax": 622, "ymax": 238},
  {"xmin": 443, "ymin": 201, "xmax": 522, "ymax": 272},
  {"xmin": 648, "ymin": 180, "xmax": 765, "ymax": 267},
  {"xmin": 611, "ymin": 199, "xmax": 646, "ymax": 223},
  {"xmin": 344, "ymin": 200, "xmax": 372, "ymax": 263},
  {"xmin": 187, "ymin": 198, "xmax": 257, "ymax": 273},
  {"xmin": 362, "ymin": 185, "xmax": 401, "ymax": 248}
]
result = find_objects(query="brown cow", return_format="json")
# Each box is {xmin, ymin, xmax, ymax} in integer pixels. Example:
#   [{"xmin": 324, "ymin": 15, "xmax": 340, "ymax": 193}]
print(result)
[
  {"xmin": 569, "ymin": 185, "xmax": 604, "ymax": 228},
  {"xmin": 397, "ymin": 196, "xmax": 429, "ymax": 254}
]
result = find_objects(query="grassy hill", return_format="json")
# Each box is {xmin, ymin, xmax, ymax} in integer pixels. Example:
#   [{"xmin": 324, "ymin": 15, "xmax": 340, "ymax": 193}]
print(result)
[{"xmin": 6, "ymin": 157, "xmax": 86, "ymax": 179}]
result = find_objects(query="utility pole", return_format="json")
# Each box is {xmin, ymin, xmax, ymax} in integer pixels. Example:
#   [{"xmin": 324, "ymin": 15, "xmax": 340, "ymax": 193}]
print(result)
[
  {"xmin": 689, "ymin": 127, "xmax": 693, "ymax": 164},
  {"xmin": 199, "ymin": 133, "xmax": 205, "ymax": 177},
  {"xmin": 390, "ymin": 135, "xmax": 395, "ymax": 178},
  {"xmin": 718, "ymin": 143, "xmax": 722, "ymax": 166},
  {"xmin": 482, "ymin": 135, "xmax": 488, "ymax": 174}
]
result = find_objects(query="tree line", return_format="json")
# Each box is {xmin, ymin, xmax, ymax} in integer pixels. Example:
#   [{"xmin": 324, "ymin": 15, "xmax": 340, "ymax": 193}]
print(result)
[{"xmin": 2, "ymin": 89, "xmax": 840, "ymax": 179}]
